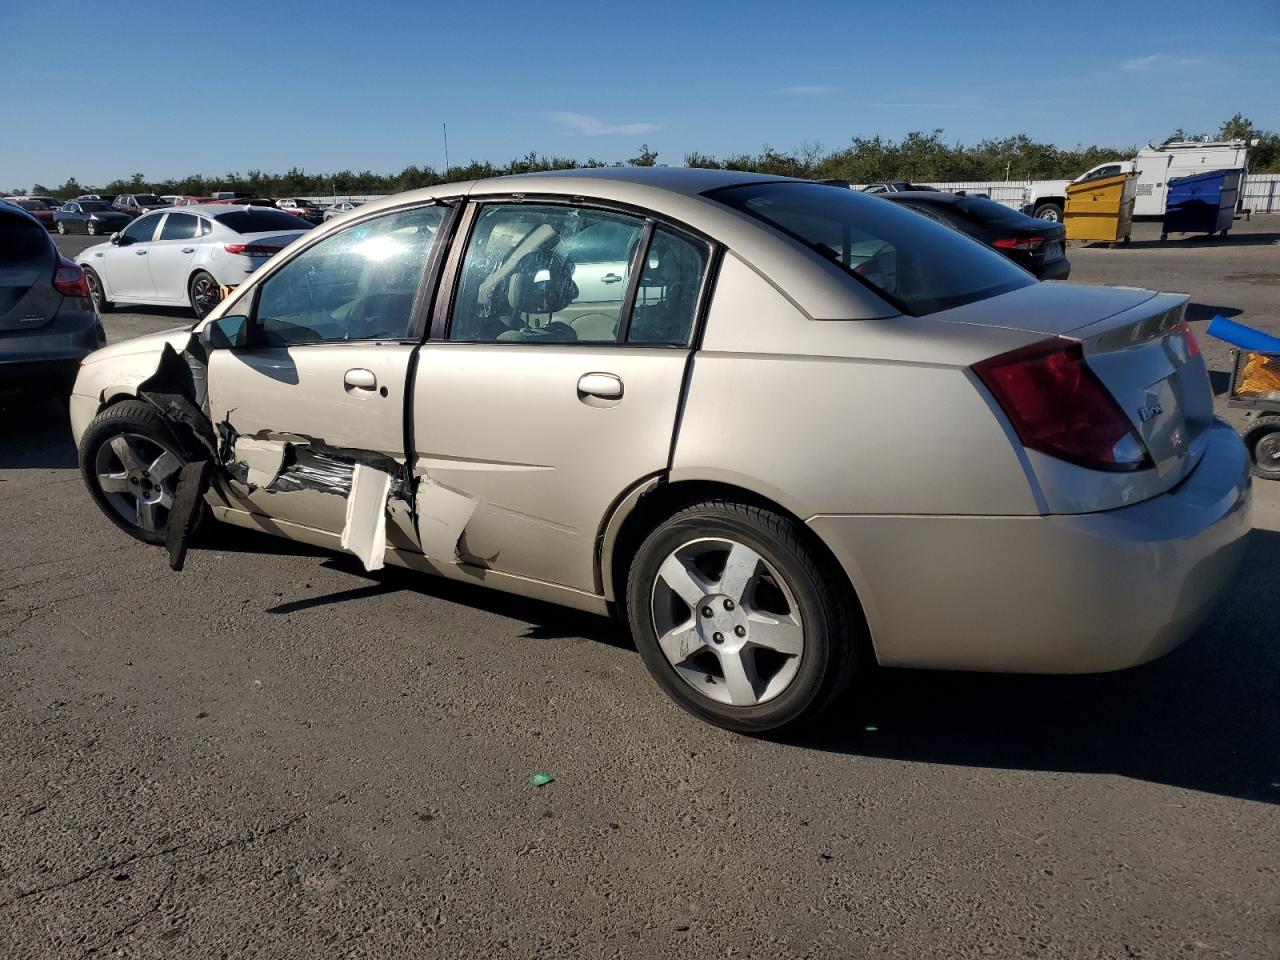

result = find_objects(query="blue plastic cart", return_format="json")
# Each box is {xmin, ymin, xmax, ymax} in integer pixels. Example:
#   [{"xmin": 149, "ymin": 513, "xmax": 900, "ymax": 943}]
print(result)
[{"xmin": 1160, "ymin": 168, "xmax": 1242, "ymax": 240}]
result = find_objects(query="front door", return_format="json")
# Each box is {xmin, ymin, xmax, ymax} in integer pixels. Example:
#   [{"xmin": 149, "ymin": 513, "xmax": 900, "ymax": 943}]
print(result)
[
  {"xmin": 411, "ymin": 200, "xmax": 712, "ymax": 592},
  {"xmin": 205, "ymin": 201, "xmax": 450, "ymax": 538},
  {"xmin": 102, "ymin": 213, "xmax": 162, "ymax": 301}
]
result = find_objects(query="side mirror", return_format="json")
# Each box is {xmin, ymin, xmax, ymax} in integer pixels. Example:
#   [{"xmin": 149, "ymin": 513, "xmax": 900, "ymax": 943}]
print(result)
[
  {"xmin": 199, "ymin": 314, "xmax": 249, "ymax": 351},
  {"xmin": 109, "ymin": 233, "xmax": 120, "ymax": 245}
]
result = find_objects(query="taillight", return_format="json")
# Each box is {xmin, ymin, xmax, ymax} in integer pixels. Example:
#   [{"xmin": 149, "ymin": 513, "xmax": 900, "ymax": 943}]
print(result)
[
  {"xmin": 1172, "ymin": 318, "xmax": 1201, "ymax": 358},
  {"xmin": 993, "ymin": 236, "xmax": 1045, "ymax": 251},
  {"xmin": 223, "ymin": 243, "xmax": 280, "ymax": 256},
  {"xmin": 53, "ymin": 255, "xmax": 91, "ymax": 298},
  {"xmin": 973, "ymin": 338, "xmax": 1151, "ymax": 472}
]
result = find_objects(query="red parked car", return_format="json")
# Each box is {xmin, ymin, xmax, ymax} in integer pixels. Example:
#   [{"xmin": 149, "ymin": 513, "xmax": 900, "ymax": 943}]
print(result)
[{"xmin": 3, "ymin": 197, "xmax": 56, "ymax": 231}]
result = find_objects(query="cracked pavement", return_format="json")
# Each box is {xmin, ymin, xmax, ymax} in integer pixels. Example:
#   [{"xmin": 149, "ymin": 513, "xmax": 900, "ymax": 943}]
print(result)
[{"xmin": 0, "ymin": 224, "xmax": 1277, "ymax": 959}]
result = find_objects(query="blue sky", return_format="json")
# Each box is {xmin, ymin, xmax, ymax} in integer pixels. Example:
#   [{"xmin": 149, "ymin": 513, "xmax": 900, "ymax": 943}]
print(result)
[{"xmin": 3, "ymin": 0, "xmax": 1277, "ymax": 189}]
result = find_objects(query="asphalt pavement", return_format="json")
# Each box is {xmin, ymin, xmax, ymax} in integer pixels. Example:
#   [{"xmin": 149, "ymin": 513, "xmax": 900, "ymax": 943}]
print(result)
[{"xmin": 1, "ymin": 219, "xmax": 1277, "ymax": 959}]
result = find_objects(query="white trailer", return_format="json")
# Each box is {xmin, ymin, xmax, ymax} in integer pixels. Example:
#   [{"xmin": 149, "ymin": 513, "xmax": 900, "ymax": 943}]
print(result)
[{"xmin": 1022, "ymin": 139, "xmax": 1254, "ymax": 221}]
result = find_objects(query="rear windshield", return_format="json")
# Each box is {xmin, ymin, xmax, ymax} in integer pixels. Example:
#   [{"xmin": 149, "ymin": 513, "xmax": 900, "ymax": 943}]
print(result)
[
  {"xmin": 133, "ymin": 195, "xmax": 164, "ymax": 205},
  {"xmin": 955, "ymin": 195, "xmax": 1037, "ymax": 228},
  {"xmin": 710, "ymin": 182, "xmax": 1034, "ymax": 315},
  {"xmin": 13, "ymin": 199, "xmax": 49, "ymax": 210},
  {"xmin": 0, "ymin": 213, "xmax": 51, "ymax": 262},
  {"xmin": 80, "ymin": 201, "xmax": 110, "ymax": 211},
  {"xmin": 214, "ymin": 209, "xmax": 314, "ymax": 233}
]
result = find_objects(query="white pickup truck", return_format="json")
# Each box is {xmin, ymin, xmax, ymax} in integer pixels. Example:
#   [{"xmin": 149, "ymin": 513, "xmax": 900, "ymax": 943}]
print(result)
[{"xmin": 1021, "ymin": 139, "xmax": 1253, "ymax": 221}]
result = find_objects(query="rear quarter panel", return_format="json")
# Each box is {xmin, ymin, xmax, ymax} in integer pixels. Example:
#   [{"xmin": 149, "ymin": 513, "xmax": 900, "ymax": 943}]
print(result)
[{"xmin": 670, "ymin": 254, "xmax": 1043, "ymax": 518}]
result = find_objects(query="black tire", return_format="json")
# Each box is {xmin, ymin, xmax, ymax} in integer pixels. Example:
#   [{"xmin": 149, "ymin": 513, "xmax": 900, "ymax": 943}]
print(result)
[
  {"xmin": 1244, "ymin": 416, "xmax": 1280, "ymax": 481},
  {"xmin": 56, "ymin": 221, "xmax": 66, "ymax": 235},
  {"xmin": 1160, "ymin": 233, "xmax": 1168, "ymax": 241},
  {"xmin": 82, "ymin": 266, "xmax": 113, "ymax": 313},
  {"xmin": 1034, "ymin": 202, "xmax": 1063, "ymax": 223},
  {"xmin": 626, "ymin": 500, "xmax": 863, "ymax": 734},
  {"xmin": 79, "ymin": 399, "xmax": 192, "ymax": 546},
  {"xmin": 188, "ymin": 270, "xmax": 219, "ymax": 319}
]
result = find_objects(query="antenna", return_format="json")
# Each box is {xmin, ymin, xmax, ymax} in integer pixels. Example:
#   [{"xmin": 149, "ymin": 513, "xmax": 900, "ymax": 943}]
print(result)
[{"xmin": 443, "ymin": 123, "xmax": 450, "ymax": 173}]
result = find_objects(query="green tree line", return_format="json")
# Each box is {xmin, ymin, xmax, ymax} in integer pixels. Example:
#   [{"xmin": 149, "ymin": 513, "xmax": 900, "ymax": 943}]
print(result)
[{"xmin": 13, "ymin": 116, "xmax": 1277, "ymax": 199}]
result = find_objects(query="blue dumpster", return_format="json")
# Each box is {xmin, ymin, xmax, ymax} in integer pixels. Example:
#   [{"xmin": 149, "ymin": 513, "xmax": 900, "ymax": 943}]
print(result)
[{"xmin": 1161, "ymin": 168, "xmax": 1242, "ymax": 240}]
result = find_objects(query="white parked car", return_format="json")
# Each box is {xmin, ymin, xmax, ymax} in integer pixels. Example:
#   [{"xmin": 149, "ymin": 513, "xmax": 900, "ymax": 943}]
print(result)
[
  {"xmin": 76, "ymin": 205, "xmax": 313, "ymax": 318},
  {"xmin": 323, "ymin": 200, "xmax": 367, "ymax": 222}
]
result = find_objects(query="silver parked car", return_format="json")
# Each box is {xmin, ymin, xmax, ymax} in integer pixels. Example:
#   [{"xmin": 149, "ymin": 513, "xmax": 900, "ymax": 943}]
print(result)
[
  {"xmin": 1, "ymin": 200, "xmax": 105, "ymax": 395},
  {"xmin": 76, "ymin": 205, "xmax": 313, "ymax": 319},
  {"xmin": 68, "ymin": 169, "xmax": 1251, "ymax": 732},
  {"xmin": 323, "ymin": 200, "xmax": 367, "ymax": 222}
]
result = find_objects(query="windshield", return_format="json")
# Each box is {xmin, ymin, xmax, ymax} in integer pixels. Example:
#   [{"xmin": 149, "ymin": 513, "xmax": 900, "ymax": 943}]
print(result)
[
  {"xmin": 710, "ymin": 182, "xmax": 1034, "ymax": 315},
  {"xmin": 13, "ymin": 199, "xmax": 49, "ymax": 210},
  {"xmin": 215, "ymin": 209, "xmax": 314, "ymax": 232}
]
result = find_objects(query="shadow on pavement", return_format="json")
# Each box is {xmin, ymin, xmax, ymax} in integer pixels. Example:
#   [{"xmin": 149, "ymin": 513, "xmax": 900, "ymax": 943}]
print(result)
[
  {"xmin": 0, "ymin": 396, "xmax": 77, "ymax": 469},
  {"xmin": 1119, "ymin": 232, "xmax": 1280, "ymax": 250},
  {"xmin": 793, "ymin": 528, "xmax": 1280, "ymax": 805},
  {"xmin": 1185, "ymin": 303, "xmax": 1242, "ymax": 323}
]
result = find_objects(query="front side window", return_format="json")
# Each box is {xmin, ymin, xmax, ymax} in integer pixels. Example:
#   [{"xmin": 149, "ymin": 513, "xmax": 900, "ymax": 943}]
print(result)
[
  {"xmin": 158, "ymin": 212, "xmax": 199, "ymax": 241},
  {"xmin": 253, "ymin": 204, "xmax": 444, "ymax": 346},
  {"xmin": 121, "ymin": 215, "xmax": 160, "ymax": 243},
  {"xmin": 711, "ymin": 182, "xmax": 1033, "ymax": 315}
]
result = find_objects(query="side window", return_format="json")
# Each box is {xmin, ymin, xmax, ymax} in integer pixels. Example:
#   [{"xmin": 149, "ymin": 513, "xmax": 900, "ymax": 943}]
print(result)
[
  {"xmin": 158, "ymin": 212, "xmax": 199, "ymax": 241},
  {"xmin": 121, "ymin": 215, "xmax": 158, "ymax": 243},
  {"xmin": 253, "ymin": 204, "xmax": 444, "ymax": 346},
  {"xmin": 627, "ymin": 228, "xmax": 707, "ymax": 344},
  {"xmin": 449, "ymin": 204, "xmax": 644, "ymax": 344}
]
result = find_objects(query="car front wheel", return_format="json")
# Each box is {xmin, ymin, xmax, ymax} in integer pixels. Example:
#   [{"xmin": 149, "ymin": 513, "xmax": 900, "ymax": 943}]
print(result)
[
  {"xmin": 626, "ymin": 500, "xmax": 862, "ymax": 733},
  {"xmin": 79, "ymin": 400, "xmax": 190, "ymax": 546},
  {"xmin": 1034, "ymin": 203, "xmax": 1064, "ymax": 223}
]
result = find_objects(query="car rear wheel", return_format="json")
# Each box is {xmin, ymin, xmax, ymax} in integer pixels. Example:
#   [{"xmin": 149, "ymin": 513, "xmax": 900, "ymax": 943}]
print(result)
[
  {"xmin": 626, "ymin": 500, "xmax": 862, "ymax": 733},
  {"xmin": 86, "ymin": 220, "xmax": 98, "ymax": 236},
  {"xmin": 1244, "ymin": 416, "xmax": 1280, "ymax": 480},
  {"xmin": 1034, "ymin": 203, "xmax": 1063, "ymax": 223},
  {"xmin": 79, "ymin": 400, "xmax": 190, "ymax": 546},
  {"xmin": 188, "ymin": 270, "xmax": 220, "ymax": 319},
  {"xmin": 82, "ymin": 266, "xmax": 113, "ymax": 313},
  {"xmin": 56, "ymin": 221, "xmax": 66, "ymax": 235}
]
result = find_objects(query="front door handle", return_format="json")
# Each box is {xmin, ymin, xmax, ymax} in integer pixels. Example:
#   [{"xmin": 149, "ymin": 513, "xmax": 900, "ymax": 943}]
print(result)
[
  {"xmin": 601, "ymin": 272, "xmax": 623, "ymax": 284},
  {"xmin": 344, "ymin": 368, "xmax": 378, "ymax": 391},
  {"xmin": 135, "ymin": 249, "xmax": 147, "ymax": 255},
  {"xmin": 181, "ymin": 247, "xmax": 195, "ymax": 254},
  {"xmin": 577, "ymin": 372, "xmax": 623, "ymax": 400}
]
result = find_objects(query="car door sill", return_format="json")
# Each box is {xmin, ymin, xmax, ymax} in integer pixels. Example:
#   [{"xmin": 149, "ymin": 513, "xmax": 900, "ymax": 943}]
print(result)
[{"xmin": 208, "ymin": 504, "xmax": 611, "ymax": 616}]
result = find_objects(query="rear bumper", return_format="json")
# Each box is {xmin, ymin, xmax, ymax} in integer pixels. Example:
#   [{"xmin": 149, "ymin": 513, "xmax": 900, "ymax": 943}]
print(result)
[
  {"xmin": 809, "ymin": 419, "xmax": 1252, "ymax": 673},
  {"xmin": 0, "ymin": 307, "xmax": 105, "ymax": 395},
  {"xmin": 1034, "ymin": 256, "xmax": 1071, "ymax": 281}
]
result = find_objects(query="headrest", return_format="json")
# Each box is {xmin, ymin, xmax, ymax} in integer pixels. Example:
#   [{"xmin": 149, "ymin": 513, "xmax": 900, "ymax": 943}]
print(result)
[{"xmin": 507, "ymin": 250, "xmax": 577, "ymax": 315}]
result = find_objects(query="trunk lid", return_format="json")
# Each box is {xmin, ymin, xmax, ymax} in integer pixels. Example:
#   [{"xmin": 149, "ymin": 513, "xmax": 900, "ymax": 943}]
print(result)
[
  {"xmin": 0, "ymin": 211, "xmax": 58, "ymax": 332},
  {"xmin": 940, "ymin": 281, "xmax": 1214, "ymax": 505}
]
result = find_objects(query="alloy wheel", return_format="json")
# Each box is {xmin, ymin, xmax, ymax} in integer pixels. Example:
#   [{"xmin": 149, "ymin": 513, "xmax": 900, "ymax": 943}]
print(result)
[
  {"xmin": 190, "ymin": 275, "xmax": 218, "ymax": 318},
  {"xmin": 93, "ymin": 432, "xmax": 182, "ymax": 533},
  {"xmin": 85, "ymin": 271, "xmax": 104, "ymax": 311},
  {"xmin": 87, "ymin": 221, "xmax": 97, "ymax": 236},
  {"xmin": 650, "ymin": 537, "xmax": 805, "ymax": 707}
]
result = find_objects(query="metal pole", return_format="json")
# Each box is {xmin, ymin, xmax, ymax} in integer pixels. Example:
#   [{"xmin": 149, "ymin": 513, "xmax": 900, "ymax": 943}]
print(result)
[{"xmin": 443, "ymin": 124, "xmax": 450, "ymax": 173}]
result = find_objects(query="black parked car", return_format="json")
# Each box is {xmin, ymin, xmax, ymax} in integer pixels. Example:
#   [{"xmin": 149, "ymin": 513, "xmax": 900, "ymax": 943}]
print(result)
[
  {"xmin": 881, "ymin": 191, "xmax": 1070, "ymax": 280},
  {"xmin": 0, "ymin": 200, "xmax": 105, "ymax": 395},
  {"xmin": 53, "ymin": 200, "xmax": 132, "ymax": 237}
]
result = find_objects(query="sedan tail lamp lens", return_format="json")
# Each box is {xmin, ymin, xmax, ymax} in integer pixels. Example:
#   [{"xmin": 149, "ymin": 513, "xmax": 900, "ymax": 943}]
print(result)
[
  {"xmin": 973, "ymin": 338, "xmax": 1152, "ymax": 472},
  {"xmin": 224, "ymin": 243, "xmax": 280, "ymax": 256},
  {"xmin": 1172, "ymin": 318, "xmax": 1201, "ymax": 358},
  {"xmin": 52, "ymin": 255, "xmax": 91, "ymax": 298},
  {"xmin": 993, "ymin": 236, "xmax": 1046, "ymax": 251}
]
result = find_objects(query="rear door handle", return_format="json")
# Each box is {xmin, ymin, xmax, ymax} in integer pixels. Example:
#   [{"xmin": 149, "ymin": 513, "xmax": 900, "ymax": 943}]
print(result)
[
  {"xmin": 181, "ymin": 247, "xmax": 195, "ymax": 254},
  {"xmin": 601, "ymin": 272, "xmax": 623, "ymax": 284},
  {"xmin": 577, "ymin": 372, "xmax": 623, "ymax": 399},
  {"xmin": 135, "ymin": 249, "xmax": 147, "ymax": 255},
  {"xmin": 344, "ymin": 368, "xmax": 378, "ymax": 391}
]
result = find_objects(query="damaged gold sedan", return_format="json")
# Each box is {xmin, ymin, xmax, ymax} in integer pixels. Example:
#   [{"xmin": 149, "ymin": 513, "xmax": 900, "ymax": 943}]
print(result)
[{"xmin": 71, "ymin": 169, "xmax": 1250, "ymax": 732}]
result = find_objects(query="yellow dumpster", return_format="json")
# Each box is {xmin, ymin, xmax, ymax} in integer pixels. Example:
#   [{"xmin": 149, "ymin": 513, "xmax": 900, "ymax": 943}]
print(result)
[{"xmin": 1064, "ymin": 172, "xmax": 1137, "ymax": 245}]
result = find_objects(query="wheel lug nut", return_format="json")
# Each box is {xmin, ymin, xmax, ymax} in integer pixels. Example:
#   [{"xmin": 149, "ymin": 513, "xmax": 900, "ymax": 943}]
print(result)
[
  {"xmin": 129, "ymin": 477, "xmax": 138, "ymax": 485},
  {"xmin": 701, "ymin": 606, "xmax": 713, "ymax": 618},
  {"xmin": 724, "ymin": 599, "xmax": 735, "ymax": 611},
  {"xmin": 712, "ymin": 632, "xmax": 724, "ymax": 644},
  {"xmin": 735, "ymin": 625, "xmax": 746, "ymax": 637}
]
